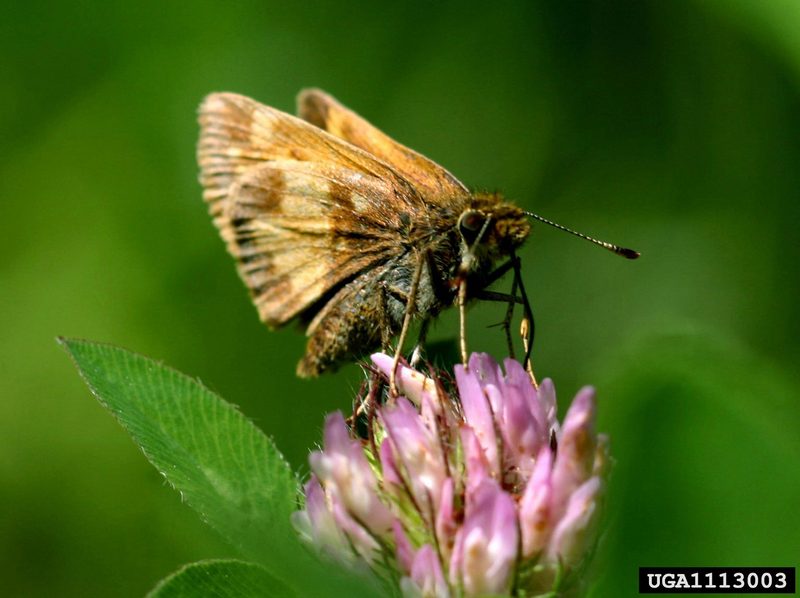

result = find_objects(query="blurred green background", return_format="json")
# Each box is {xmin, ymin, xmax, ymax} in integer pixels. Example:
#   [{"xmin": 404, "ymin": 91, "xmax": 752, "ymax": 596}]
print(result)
[{"xmin": 2, "ymin": 1, "xmax": 799, "ymax": 596}]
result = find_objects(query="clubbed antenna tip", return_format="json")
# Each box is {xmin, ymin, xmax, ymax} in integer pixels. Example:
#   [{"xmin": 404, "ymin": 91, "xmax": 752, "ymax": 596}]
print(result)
[{"xmin": 616, "ymin": 247, "xmax": 641, "ymax": 260}]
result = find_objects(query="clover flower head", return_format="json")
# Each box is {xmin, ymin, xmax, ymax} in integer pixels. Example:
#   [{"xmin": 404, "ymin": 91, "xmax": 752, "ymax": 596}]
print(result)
[{"xmin": 293, "ymin": 353, "xmax": 610, "ymax": 597}]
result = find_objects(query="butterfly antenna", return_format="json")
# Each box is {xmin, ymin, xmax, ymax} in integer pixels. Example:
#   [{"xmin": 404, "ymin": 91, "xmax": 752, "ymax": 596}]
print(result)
[{"xmin": 523, "ymin": 211, "xmax": 640, "ymax": 259}]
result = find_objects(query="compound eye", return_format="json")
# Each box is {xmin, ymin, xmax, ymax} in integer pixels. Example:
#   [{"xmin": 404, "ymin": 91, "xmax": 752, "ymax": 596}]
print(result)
[{"xmin": 458, "ymin": 210, "xmax": 486, "ymax": 244}]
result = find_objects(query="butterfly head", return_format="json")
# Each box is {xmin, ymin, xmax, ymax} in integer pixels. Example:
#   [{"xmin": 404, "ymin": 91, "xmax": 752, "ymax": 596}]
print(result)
[{"xmin": 457, "ymin": 194, "xmax": 530, "ymax": 271}]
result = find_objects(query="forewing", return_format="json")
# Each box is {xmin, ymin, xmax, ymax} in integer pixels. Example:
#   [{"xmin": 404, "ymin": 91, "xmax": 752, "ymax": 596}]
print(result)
[
  {"xmin": 197, "ymin": 93, "xmax": 420, "ymax": 326},
  {"xmin": 297, "ymin": 88, "xmax": 471, "ymax": 203},
  {"xmin": 198, "ymin": 92, "xmax": 423, "ymax": 218}
]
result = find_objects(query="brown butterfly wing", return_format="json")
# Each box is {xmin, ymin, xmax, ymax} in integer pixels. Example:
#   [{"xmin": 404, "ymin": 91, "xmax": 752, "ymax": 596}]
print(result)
[
  {"xmin": 297, "ymin": 88, "xmax": 471, "ymax": 203},
  {"xmin": 197, "ymin": 92, "xmax": 425, "ymax": 327}
]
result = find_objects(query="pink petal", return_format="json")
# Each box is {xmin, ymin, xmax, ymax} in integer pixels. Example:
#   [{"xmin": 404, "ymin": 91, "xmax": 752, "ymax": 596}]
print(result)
[
  {"xmin": 519, "ymin": 448, "xmax": 554, "ymax": 557},
  {"xmin": 497, "ymin": 380, "xmax": 543, "ymax": 476},
  {"xmin": 451, "ymin": 479, "xmax": 518, "ymax": 596},
  {"xmin": 550, "ymin": 387, "xmax": 597, "ymax": 519},
  {"xmin": 548, "ymin": 476, "xmax": 602, "ymax": 566},
  {"xmin": 455, "ymin": 364, "xmax": 500, "ymax": 476},
  {"xmin": 537, "ymin": 377, "xmax": 560, "ymax": 434},
  {"xmin": 291, "ymin": 476, "xmax": 348, "ymax": 555},
  {"xmin": 381, "ymin": 398, "xmax": 447, "ymax": 520},
  {"xmin": 468, "ymin": 352, "xmax": 504, "ymax": 392},
  {"xmin": 380, "ymin": 437, "xmax": 403, "ymax": 488},
  {"xmin": 593, "ymin": 433, "xmax": 611, "ymax": 478},
  {"xmin": 410, "ymin": 544, "xmax": 449, "ymax": 598},
  {"xmin": 503, "ymin": 360, "xmax": 549, "ymax": 436},
  {"xmin": 331, "ymin": 496, "xmax": 381, "ymax": 563},
  {"xmin": 371, "ymin": 352, "xmax": 439, "ymax": 409},
  {"xmin": 311, "ymin": 412, "xmax": 393, "ymax": 536},
  {"xmin": 435, "ymin": 477, "xmax": 457, "ymax": 556},
  {"xmin": 461, "ymin": 426, "xmax": 492, "ymax": 498}
]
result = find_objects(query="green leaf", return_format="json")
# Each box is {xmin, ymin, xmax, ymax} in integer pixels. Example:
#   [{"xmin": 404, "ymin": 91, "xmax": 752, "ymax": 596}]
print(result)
[
  {"xmin": 60, "ymin": 338, "xmax": 382, "ymax": 597},
  {"xmin": 147, "ymin": 560, "xmax": 292, "ymax": 598},
  {"xmin": 60, "ymin": 337, "xmax": 298, "ymax": 565}
]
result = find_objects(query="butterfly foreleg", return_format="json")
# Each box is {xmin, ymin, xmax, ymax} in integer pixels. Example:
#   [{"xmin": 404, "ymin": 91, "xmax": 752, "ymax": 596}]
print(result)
[
  {"xmin": 473, "ymin": 252, "xmax": 537, "ymax": 384},
  {"xmin": 473, "ymin": 286, "xmax": 521, "ymax": 360},
  {"xmin": 480, "ymin": 256, "xmax": 518, "ymax": 288}
]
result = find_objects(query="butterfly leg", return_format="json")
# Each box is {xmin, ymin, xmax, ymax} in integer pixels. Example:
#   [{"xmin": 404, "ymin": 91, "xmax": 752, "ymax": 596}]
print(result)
[
  {"xmin": 480, "ymin": 256, "xmax": 518, "ymax": 288},
  {"xmin": 478, "ymin": 256, "xmax": 522, "ymax": 357},
  {"xmin": 510, "ymin": 251, "xmax": 537, "ymax": 387},
  {"xmin": 504, "ymin": 272, "xmax": 519, "ymax": 359},
  {"xmin": 391, "ymin": 251, "xmax": 424, "ymax": 396},
  {"xmin": 458, "ymin": 278, "xmax": 469, "ymax": 366},
  {"xmin": 409, "ymin": 316, "xmax": 430, "ymax": 368},
  {"xmin": 473, "ymin": 288, "xmax": 523, "ymax": 359},
  {"xmin": 378, "ymin": 284, "xmax": 395, "ymax": 351}
]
